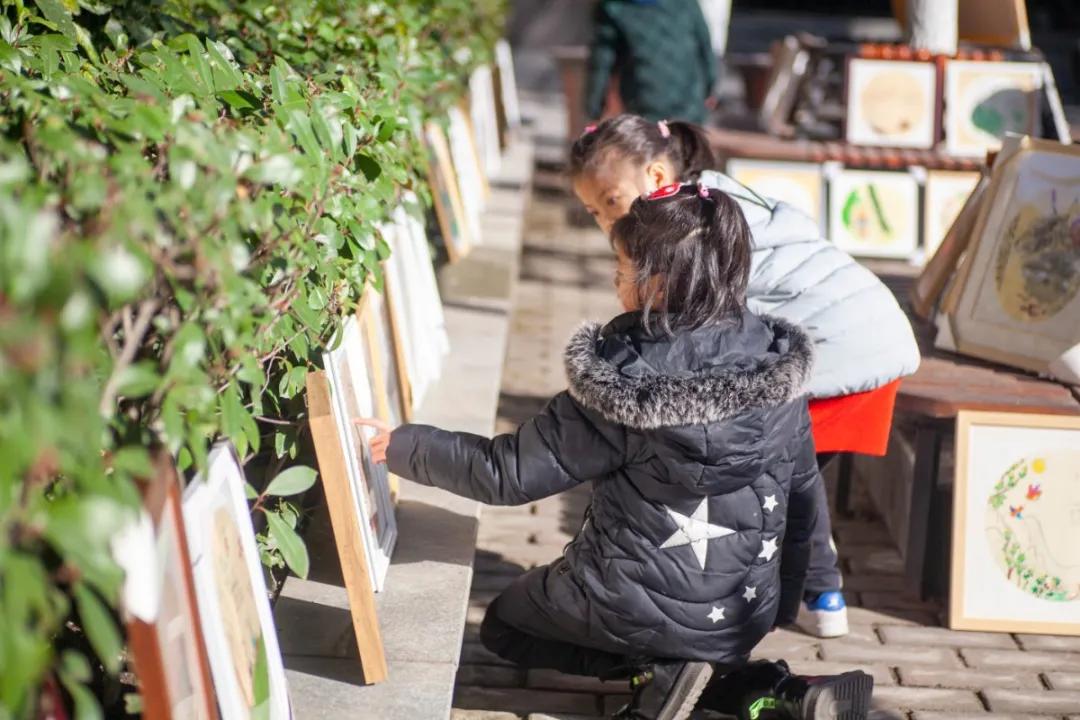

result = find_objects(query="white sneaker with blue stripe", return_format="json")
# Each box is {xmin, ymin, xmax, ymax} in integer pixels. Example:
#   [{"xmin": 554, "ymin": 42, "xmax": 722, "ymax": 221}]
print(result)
[{"xmin": 799, "ymin": 591, "xmax": 849, "ymax": 638}]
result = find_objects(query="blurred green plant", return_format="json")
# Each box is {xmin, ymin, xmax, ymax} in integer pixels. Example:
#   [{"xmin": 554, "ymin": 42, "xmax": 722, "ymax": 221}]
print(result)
[{"xmin": 0, "ymin": 0, "xmax": 505, "ymax": 716}]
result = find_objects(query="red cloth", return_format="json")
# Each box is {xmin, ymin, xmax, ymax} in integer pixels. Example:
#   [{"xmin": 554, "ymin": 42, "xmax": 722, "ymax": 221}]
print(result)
[{"xmin": 807, "ymin": 379, "xmax": 902, "ymax": 456}]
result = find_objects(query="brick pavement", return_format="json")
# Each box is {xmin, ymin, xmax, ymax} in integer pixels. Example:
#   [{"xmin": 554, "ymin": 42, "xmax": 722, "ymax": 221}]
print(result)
[{"xmin": 450, "ymin": 174, "xmax": 1080, "ymax": 720}]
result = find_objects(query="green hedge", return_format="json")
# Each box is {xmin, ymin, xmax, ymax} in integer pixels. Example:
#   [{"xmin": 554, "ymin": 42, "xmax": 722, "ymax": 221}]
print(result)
[{"xmin": 0, "ymin": 0, "xmax": 505, "ymax": 716}]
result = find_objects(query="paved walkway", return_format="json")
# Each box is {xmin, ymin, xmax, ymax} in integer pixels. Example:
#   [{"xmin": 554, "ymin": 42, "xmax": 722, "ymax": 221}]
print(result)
[{"xmin": 450, "ymin": 170, "xmax": 1080, "ymax": 720}]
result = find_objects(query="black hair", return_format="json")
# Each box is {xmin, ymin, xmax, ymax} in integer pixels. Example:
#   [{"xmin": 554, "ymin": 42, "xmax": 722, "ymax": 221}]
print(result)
[
  {"xmin": 569, "ymin": 114, "xmax": 716, "ymax": 182},
  {"xmin": 611, "ymin": 184, "xmax": 751, "ymax": 336}
]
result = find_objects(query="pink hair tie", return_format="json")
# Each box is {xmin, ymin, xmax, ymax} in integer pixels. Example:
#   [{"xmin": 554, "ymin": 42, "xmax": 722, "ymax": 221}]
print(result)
[
  {"xmin": 657, "ymin": 120, "xmax": 671, "ymax": 139},
  {"xmin": 698, "ymin": 184, "xmax": 710, "ymax": 198},
  {"xmin": 583, "ymin": 123, "xmax": 598, "ymax": 136}
]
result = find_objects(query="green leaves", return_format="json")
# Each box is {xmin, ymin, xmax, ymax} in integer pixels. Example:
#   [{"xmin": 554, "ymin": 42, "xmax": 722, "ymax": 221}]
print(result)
[
  {"xmin": 265, "ymin": 509, "xmax": 309, "ymax": 579},
  {"xmin": 3, "ymin": 0, "xmax": 507, "ymax": 712},
  {"xmin": 264, "ymin": 466, "xmax": 317, "ymax": 497}
]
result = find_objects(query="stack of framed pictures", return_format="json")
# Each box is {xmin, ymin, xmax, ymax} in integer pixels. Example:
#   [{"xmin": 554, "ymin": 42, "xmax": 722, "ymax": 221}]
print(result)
[
  {"xmin": 950, "ymin": 410, "xmax": 1080, "ymax": 635},
  {"xmin": 935, "ymin": 136, "xmax": 1080, "ymax": 385}
]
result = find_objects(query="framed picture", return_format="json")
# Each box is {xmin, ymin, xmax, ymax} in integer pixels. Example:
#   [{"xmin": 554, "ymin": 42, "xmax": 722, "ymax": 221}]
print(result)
[
  {"xmin": 951, "ymin": 410, "xmax": 1080, "ymax": 635},
  {"xmin": 943, "ymin": 136, "xmax": 1080, "ymax": 384},
  {"xmin": 923, "ymin": 170, "xmax": 981, "ymax": 259},
  {"xmin": 322, "ymin": 312, "xmax": 398, "ymax": 590},
  {"xmin": 392, "ymin": 198, "xmax": 449, "ymax": 361},
  {"xmin": 306, "ymin": 369, "xmax": 388, "ymax": 684},
  {"xmin": 845, "ymin": 58, "xmax": 938, "ymax": 149},
  {"xmin": 910, "ymin": 172, "xmax": 988, "ymax": 320},
  {"xmin": 726, "ymin": 159, "xmax": 824, "ymax": 230},
  {"xmin": 758, "ymin": 35, "xmax": 810, "ymax": 137},
  {"xmin": 828, "ymin": 168, "xmax": 919, "ymax": 259},
  {"xmin": 494, "ymin": 39, "xmax": 521, "ymax": 135},
  {"xmin": 423, "ymin": 121, "xmax": 472, "ymax": 262},
  {"xmin": 120, "ymin": 453, "xmax": 218, "ymax": 720},
  {"xmin": 469, "ymin": 65, "xmax": 502, "ymax": 177},
  {"xmin": 363, "ymin": 289, "xmax": 409, "ymax": 428},
  {"xmin": 182, "ymin": 443, "xmax": 290, "ymax": 720},
  {"xmin": 447, "ymin": 105, "xmax": 487, "ymax": 243},
  {"xmin": 944, "ymin": 60, "xmax": 1043, "ymax": 158}
]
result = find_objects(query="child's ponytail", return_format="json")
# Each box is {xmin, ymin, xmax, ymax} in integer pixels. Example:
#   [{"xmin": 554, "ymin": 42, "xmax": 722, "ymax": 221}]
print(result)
[
  {"xmin": 664, "ymin": 121, "xmax": 715, "ymax": 182},
  {"xmin": 569, "ymin": 115, "xmax": 716, "ymax": 183}
]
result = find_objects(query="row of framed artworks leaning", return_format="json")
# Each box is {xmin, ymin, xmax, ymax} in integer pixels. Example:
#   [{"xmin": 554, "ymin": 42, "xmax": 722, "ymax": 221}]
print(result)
[
  {"xmin": 112, "ymin": 201, "xmax": 452, "ymax": 719},
  {"xmin": 844, "ymin": 55, "xmax": 1070, "ymax": 158},
  {"xmin": 109, "ymin": 43, "xmax": 524, "ymax": 719},
  {"xmin": 726, "ymin": 158, "xmax": 983, "ymax": 263}
]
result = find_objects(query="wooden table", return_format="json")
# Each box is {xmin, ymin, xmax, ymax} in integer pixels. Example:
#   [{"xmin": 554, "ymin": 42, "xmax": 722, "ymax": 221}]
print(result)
[{"xmin": 890, "ymin": 323, "xmax": 1080, "ymax": 599}]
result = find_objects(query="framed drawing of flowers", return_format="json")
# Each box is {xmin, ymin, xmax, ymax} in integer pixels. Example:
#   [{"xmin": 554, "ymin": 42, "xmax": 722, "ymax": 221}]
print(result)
[{"xmin": 951, "ymin": 410, "xmax": 1080, "ymax": 635}]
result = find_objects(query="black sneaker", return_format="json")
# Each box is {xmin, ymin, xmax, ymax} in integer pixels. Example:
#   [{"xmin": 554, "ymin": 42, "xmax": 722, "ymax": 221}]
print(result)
[
  {"xmin": 611, "ymin": 660, "xmax": 715, "ymax": 720},
  {"xmin": 699, "ymin": 660, "xmax": 873, "ymax": 720}
]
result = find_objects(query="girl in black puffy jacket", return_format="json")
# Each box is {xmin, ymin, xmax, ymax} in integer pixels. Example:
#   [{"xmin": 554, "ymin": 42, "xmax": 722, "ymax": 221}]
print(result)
[{"xmin": 361, "ymin": 184, "xmax": 873, "ymax": 720}]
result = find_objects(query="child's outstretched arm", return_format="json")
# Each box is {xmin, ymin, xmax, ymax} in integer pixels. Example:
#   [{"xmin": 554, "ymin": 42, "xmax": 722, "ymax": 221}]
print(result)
[
  {"xmin": 775, "ymin": 418, "xmax": 820, "ymax": 626},
  {"xmin": 359, "ymin": 391, "xmax": 625, "ymax": 506}
]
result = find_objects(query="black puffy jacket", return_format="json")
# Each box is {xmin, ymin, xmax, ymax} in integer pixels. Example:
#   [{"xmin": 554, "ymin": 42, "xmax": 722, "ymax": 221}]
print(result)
[{"xmin": 387, "ymin": 310, "xmax": 821, "ymax": 664}]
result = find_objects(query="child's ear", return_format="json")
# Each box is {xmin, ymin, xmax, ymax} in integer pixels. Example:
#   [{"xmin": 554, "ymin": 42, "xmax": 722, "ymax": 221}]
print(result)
[{"xmin": 646, "ymin": 160, "xmax": 675, "ymax": 190}]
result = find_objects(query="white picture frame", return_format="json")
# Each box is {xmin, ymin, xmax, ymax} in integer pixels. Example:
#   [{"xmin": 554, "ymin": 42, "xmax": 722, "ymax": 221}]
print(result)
[
  {"xmin": 469, "ymin": 65, "xmax": 502, "ymax": 177},
  {"xmin": 827, "ymin": 168, "xmax": 920, "ymax": 259},
  {"xmin": 447, "ymin": 106, "xmax": 485, "ymax": 245},
  {"xmin": 944, "ymin": 60, "xmax": 1043, "ymax": 158},
  {"xmin": 323, "ymin": 316, "xmax": 398, "ymax": 591},
  {"xmin": 182, "ymin": 443, "xmax": 290, "ymax": 720},
  {"xmin": 951, "ymin": 411, "xmax": 1080, "ymax": 635},
  {"xmin": 923, "ymin": 170, "xmax": 981, "ymax": 259},
  {"xmin": 845, "ymin": 58, "xmax": 938, "ymax": 149},
  {"xmin": 726, "ymin": 159, "xmax": 825, "ymax": 231},
  {"xmin": 495, "ymin": 39, "xmax": 521, "ymax": 130}
]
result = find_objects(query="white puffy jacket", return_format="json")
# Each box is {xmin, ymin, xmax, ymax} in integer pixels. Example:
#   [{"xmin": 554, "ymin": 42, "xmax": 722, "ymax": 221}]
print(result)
[{"xmin": 700, "ymin": 170, "xmax": 921, "ymax": 398}]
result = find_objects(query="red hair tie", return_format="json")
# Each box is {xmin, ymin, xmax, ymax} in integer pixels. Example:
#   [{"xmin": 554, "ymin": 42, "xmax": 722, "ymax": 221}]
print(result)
[{"xmin": 647, "ymin": 183, "xmax": 682, "ymax": 200}]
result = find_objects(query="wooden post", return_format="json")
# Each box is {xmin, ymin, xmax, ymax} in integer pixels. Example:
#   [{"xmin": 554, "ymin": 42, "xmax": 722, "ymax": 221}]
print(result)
[
  {"xmin": 907, "ymin": 0, "xmax": 958, "ymax": 55},
  {"xmin": 306, "ymin": 370, "xmax": 389, "ymax": 684}
]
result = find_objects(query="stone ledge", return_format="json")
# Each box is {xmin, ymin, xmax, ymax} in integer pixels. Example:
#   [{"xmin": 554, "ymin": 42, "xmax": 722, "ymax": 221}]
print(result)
[{"xmin": 277, "ymin": 138, "xmax": 534, "ymax": 720}]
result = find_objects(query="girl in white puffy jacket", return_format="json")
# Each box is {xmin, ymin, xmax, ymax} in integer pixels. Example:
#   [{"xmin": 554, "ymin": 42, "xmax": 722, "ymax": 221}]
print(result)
[{"xmin": 570, "ymin": 114, "xmax": 921, "ymax": 639}]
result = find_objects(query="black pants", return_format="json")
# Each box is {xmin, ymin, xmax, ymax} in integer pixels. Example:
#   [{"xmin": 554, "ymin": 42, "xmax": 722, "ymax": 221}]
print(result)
[{"xmin": 804, "ymin": 453, "xmax": 844, "ymax": 598}]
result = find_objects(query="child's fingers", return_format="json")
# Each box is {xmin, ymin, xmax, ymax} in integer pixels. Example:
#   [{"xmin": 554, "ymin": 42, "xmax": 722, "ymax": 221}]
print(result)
[
  {"xmin": 369, "ymin": 433, "xmax": 390, "ymax": 464},
  {"xmin": 353, "ymin": 417, "xmax": 393, "ymax": 433}
]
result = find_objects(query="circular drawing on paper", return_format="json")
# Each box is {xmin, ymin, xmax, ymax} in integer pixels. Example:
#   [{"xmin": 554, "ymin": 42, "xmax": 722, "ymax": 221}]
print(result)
[
  {"xmin": 993, "ymin": 195, "xmax": 1080, "ymax": 321},
  {"xmin": 984, "ymin": 453, "xmax": 1080, "ymax": 602},
  {"xmin": 859, "ymin": 70, "xmax": 927, "ymax": 138}
]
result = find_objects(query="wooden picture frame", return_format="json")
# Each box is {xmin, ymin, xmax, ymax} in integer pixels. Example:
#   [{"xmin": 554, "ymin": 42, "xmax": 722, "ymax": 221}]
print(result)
[
  {"xmin": 844, "ymin": 57, "xmax": 938, "ymax": 149},
  {"xmin": 951, "ymin": 410, "xmax": 1080, "ymax": 635},
  {"xmin": 922, "ymin": 169, "xmax": 981, "ymax": 259},
  {"xmin": 758, "ymin": 35, "xmax": 811, "ymax": 137},
  {"xmin": 943, "ymin": 60, "xmax": 1043, "ymax": 158},
  {"xmin": 828, "ymin": 168, "xmax": 920, "ymax": 259},
  {"xmin": 423, "ymin": 121, "xmax": 472, "ymax": 262},
  {"xmin": 321, "ymin": 309, "xmax": 398, "ymax": 590},
  {"xmin": 182, "ymin": 442, "xmax": 290, "ymax": 720},
  {"xmin": 910, "ymin": 171, "xmax": 988, "ymax": 320},
  {"xmin": 941, "ymin": 136, "xmax": 1080, "ymax": 384},
  {"xmin": 123, "ymin": 452, "xmax": 218, "ymax": 720},
  {"xmin": 306, "ymin": 369, "xmax": 388, "ymax": 684},
  {"xmin": 725, "ymin": 159, "xmax": 824, "ymax": 230}
]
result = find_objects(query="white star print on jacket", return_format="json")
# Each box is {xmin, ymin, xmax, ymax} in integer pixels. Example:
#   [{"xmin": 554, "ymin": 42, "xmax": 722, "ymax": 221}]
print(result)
[
  {"xmin": 659, "ymin": 498, "xmax": 735, "ymax": 570},
  {"xmin": 758, "ymin": 537, "xmax": 778, "ymax": 561}
]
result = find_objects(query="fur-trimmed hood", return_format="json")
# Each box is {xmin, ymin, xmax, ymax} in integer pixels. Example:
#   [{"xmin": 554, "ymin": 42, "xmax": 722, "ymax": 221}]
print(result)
[{"xmin": 564, "ymin": 311, "xmax": 813, "ymax": 430}]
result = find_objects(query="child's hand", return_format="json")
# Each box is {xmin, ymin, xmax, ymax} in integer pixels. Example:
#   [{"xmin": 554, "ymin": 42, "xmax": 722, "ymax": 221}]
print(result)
[{"xmin": 353, "ymin": 418, "xmax": 393, "ymax": 464}]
